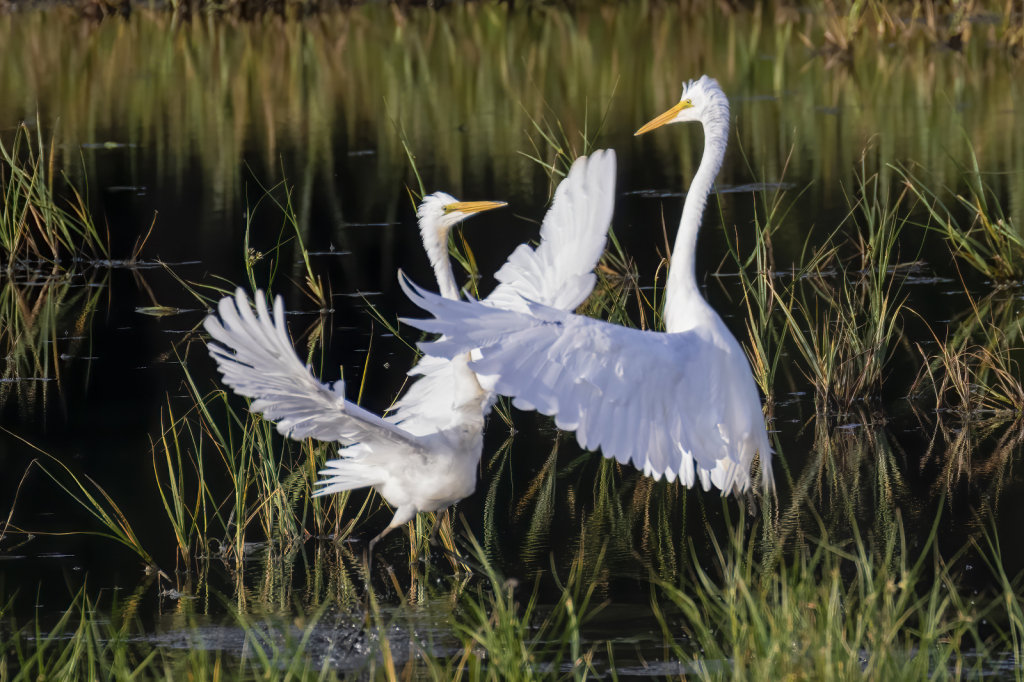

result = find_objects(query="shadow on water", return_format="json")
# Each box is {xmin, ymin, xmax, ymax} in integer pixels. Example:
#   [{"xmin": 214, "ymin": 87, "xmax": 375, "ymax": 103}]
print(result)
[{"xmin": 1, "ymin": 0, "xmax": 1024, "ymax": 678}]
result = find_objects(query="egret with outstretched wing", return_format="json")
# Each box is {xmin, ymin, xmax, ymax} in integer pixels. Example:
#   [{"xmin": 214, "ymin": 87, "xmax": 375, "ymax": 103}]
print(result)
[
  {"xmin": 204, "ymin": 150, "xmax": 618, "ymax": 556},
  {"xmin": 401, "ymin": 77, "xmax": 773, "ymax": 495}
]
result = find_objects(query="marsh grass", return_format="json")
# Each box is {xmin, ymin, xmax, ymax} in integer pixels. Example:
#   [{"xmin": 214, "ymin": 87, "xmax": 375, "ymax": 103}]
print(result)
[
  {"xmin": 976, "ymin": 519, "xmax": 1024, "ymax": 680},
  {"xmin": 0, "ymin": 524, "xmax": 610, "ymax": 682},
  {"xmin": 0, "ymin": 119, "xmax": 105, "ymax": 265},
  {"xmin": 154, "ymin": 402, "xmax": 205, "ymax": 568},
  {"xmin": 146, "ymin": 343, "xmax": 396, "ymax": 572},
  {"xmin": 0, "ymin": 430, "xmax": 157, "ymax": 570},
  {"xmin": 725, "ymin": 204, "xmax": 787, "ymax": 408},
  {"xmin": 3, "ymin": 496, "xmax": 1023, "ymax": 681},
  {"xmin": 0, "ymin": 582, "xmax": 348, "ymax": 681},
  {"xmin": 912, "ymin": 326, "xmax": 1024, "ymax": 417},
  {"xmin": 651, "ymin": 501, "xmax": 1019, "ymax": 682},
  {"xmin": 910, "ymin": 285, "xmax": 1024, "ymax": 416},
  {"xmin": 452, "ymin": 533, "xmax": 607, "ymax": 682},
  {"xmin": 163, "ymin": 363, "xmax": 367, "ymax": 563},
  {"xmin": 895, "ymin": 134, "xmax": 1024, "ymax": 284},
  {"xmin": 773, "ymin": 159, "xmax": 909, "ymax": 412},
  {"xmin": 721, "ymin": 142, "xmax": 810, "ymax": 407}
]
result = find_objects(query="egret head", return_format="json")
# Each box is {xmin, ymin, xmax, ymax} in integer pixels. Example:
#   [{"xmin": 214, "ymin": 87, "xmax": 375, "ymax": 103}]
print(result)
[
  {"xmin": 634, "ymin": 76, "xmax": 726, "ymax": 135},
  {"xmin": 417, "ymin": 192, "xmax": 507, "ymax": 283},
  {"xmin": 417, "ymin": 192, "xmax": 507, "ymax": 234}
]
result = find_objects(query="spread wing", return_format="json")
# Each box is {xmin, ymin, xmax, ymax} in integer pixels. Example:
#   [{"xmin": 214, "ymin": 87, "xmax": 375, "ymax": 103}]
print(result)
[
  {"xmin": 400, "ymin": 275, "xmax": 772, "ymax": 494},
  {"xmin": 384, "ymin": 353, "xmax": 471, "ymax": 435},
  {"xmin": 387, "ymin": 150, "xmax": 617, "ymax": 431},
  {"xmin": 205, "ymin": 289, "xmax": 427, "ymax": 453},
  {"xmin": 484, "ymin": 149, "xmax": 617, "ymax": 313}
]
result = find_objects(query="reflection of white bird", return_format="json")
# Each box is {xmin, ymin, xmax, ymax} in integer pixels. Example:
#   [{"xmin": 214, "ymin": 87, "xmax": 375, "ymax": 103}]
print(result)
[
  {"xmin": 204, "ymin": 150, "xmax": 617, "ymax": 556},
  {"xmin": 401, "ymin": 77, "xmax": 773, "ymax": 495}
]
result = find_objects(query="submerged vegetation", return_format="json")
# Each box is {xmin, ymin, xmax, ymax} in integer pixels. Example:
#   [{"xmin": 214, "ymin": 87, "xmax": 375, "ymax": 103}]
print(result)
[{"xmin": 1, "ymin": 0, "xmax": 1024, "ymax": 678}]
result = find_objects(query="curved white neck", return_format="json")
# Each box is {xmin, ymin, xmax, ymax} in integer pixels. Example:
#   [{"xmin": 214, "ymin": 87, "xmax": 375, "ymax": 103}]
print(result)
[
  {"xmin": 431, "ymin": 246, "xmax": 460, "ymax": 301},
  {"xmin": 664, "ymin": 107, "xmax": 729, "ymax": 333},
  {"xmin": 418, "ymin": 213, "xmax": 460, "ymax": 301},
  {"xmin": 417, "ymin": 210, "xmax": 485, "ymax": 404}
]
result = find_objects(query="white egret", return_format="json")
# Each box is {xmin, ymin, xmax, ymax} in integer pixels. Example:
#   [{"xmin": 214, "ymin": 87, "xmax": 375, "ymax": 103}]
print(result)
[
  {"xmin": 400, "ymin": 77, "xmax": 773, "ymax": 495},
  {"xmin": 203, "ymin": 150, "xmax": 618, "ymax": 556}
]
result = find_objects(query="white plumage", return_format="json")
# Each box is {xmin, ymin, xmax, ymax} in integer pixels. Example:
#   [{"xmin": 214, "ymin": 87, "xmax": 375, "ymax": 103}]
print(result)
[
  {"xmin": 385, "ymin": 150, "xmax": 617, "ymax": 433},
  {"xmin": 400, "ymin": 77, "xmax": 773, "ymax": 495},
  {"xmin": 203, "ymin": 150, "xmax": 618, "ymax": 555}
]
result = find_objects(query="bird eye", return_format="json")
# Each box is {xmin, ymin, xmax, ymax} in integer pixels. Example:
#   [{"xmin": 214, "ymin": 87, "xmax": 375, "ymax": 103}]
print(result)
[{"xmin": 684, "ymin": 99, "xmax": 693, "ymax": 106}]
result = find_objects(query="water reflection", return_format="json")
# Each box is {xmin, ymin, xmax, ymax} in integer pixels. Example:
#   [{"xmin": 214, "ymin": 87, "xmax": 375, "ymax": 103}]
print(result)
[
  {"xmin": 0, "ymin": 269, "xmax": 105, "ymax": 420},
  {"xmin": 1, "ymin": 4, "xmax": 1021, "ymax": 256}
]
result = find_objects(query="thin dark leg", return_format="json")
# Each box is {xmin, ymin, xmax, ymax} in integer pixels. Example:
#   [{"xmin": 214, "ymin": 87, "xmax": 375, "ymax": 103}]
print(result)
[{"xmin": 366, "ymin": 524, "xmax": 397, "ymax": 576}]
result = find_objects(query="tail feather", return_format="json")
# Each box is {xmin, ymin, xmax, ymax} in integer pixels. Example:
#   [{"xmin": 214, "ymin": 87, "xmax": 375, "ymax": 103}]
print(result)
[{"xmin": 314, "ymin": 457, "xmax": 383, "ymax": 497}]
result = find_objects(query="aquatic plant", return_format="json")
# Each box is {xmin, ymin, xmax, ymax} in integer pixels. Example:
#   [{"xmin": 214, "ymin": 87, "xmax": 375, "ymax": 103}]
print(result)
[
  {"xmin": 775, "ymin": 157, "xmax": 909, "ymax": 412},
  {"xmin": 653, "ymin": 504, "xmax": 1017, "ymax": 681},
  {"xmin": 912, "ymin": 326, "xmax": 1024, "ymax": 417},
  {"xmin": 1, "ymin": 432, "xmax": 158, "ymax": 570},
  {"xmin": 3, "ymin": 499, "xmax": 1023, "ymax": 680},
  {"xmin": 0, "ymin": 119, "xmax": 105, "ymax": 265},
  {"xmin": 895, "ymin": 136, "xmax": 1024, "ymax": 284}
]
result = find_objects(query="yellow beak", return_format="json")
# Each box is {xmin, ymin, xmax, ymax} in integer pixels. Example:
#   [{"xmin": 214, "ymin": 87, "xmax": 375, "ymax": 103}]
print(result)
[
  {"xmin": 447, "ymin": 200, "xmax": 507, "ymax": 215},
  {"xmin": 634, "ymin": 100, "xmax": 692, "ymax": 136}
]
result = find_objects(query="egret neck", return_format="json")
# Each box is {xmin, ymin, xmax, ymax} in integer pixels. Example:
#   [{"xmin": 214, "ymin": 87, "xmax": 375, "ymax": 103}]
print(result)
[
  {"xmin": 420, "ymin": 220, "xmax": 460, "ymax": 301},
  {"xmin": 664, "ymin": 95, "xmax": 730, "ymax": 333}
]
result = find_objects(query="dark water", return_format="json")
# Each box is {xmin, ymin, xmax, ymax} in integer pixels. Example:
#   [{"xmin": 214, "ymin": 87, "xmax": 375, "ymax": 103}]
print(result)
[{"xmin": 1, "ymin": 5, "xmax": 1023, "ymax": 667}]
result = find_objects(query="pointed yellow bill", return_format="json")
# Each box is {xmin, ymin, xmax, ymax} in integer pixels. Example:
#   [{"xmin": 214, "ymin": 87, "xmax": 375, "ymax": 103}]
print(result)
[
  {"xmin": 446, "ymin": 200, "xmax": 507, "ymax": 215},
  {"xmin": 634, "ymin": 100, "xmax": 692, "ymax": 136}
]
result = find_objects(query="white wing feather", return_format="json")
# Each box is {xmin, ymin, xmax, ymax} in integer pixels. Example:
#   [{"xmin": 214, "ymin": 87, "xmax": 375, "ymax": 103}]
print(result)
[
  {"xmin": 383, "ymin": 353, "xmax": 481, "ymax": 435},
  {"xmin": 205, "ymin": 289, "xmax": 427, "ymax": 454},
  {"xmin": 400, "ymin": 276, "xmax": 772, "ymax": 494},
  {"xmin": 387, "ymin": 150, "xmax": 617, "ymax": 431},
  {"xmin": 485, "ymin": 149, "xmax": 617, "ymax": 312}
]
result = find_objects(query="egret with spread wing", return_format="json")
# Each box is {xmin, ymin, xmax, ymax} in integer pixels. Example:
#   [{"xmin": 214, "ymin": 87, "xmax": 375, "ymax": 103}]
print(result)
[
  {"xmin": 204, "ymin": 150, "xmax": 618, "ymax": 556},
  {"xmin": 400, "ymin": 77, "xmax": 773, "ymax": 495}
]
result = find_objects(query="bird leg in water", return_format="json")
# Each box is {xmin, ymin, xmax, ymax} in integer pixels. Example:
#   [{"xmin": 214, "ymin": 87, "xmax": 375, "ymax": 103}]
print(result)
[
  {"xmin": 365, "ymin": 523, "xmax": 398, "ymax": 576},
  {"xmin": 368, "ymin": 524, "xmax": 396, "ymax": 557},
  {"xmin": 366, "ymin": 505, "xmax": 418, "ymax": 573}
]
